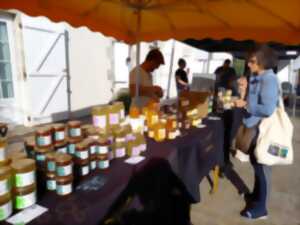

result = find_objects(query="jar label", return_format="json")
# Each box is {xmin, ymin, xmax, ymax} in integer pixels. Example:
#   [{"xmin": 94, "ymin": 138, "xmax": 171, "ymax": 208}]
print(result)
[
  {"xmin": 109, "ymin": 113, "xmax": 119, "ymax": 125},
  {"xmin": 36, "ymin": 153, "xmax": 46, "ymax": 162},
  {"xmin": 57, "ymin": 146, "xmax": 68, "ymax": 154},
  {"xmin": 158, "ymin": 129, "xmax": 166, "ymax": 139},
  {"xmin": 37, "ymin": 135, "xmax": 51, "ymax": 146},
  {"xmin": 70, "ymin": 128, "xmax": 81, "ymax": 137},
  {"xmin": 0, "ymin": 179, "xmax": 10, "ymax": 196},
  {"xmin": 15, "ymin": 191, "xmax": 36, "ymax": 209},
  {"xmin": 80, "ymin": 166, "xmax": 89, "ymax": 176},
  {"xmin": 55, "ymin": 131, "xmax": 65, "ymax": 141},
  {"xmin": 126, "ymin": 134, "xmax": 136, "ymax": 142},
  {"xmin": 120, "ymin": 110, "xmax": 125, "ymax": 120},
  {"xmin": 98, "ymin": 160, "xmax": 109, "ymax": 169},
  {"xmin": 90, "ymin": 145, "xmax": 97, "ymax": 155},
  {"xmin": 0, "ymin": 200, "xmax": 12, "ymax": 221},
  {"xmin": 47, "ymin": 180, "xmax": 56, "ymax": 191},
  {"xmin": 139, "ymin": 144, "xmax": 147, "ymax": 152},
  {"xmin": 116, "ymin": 137, "xmax": 125, "ymax": 143},
  {"xmin": 0, "ymin": 147, "xmax": 6, "ymax": 161},
  {"xmin": 115, "ymin": 148, "xmax": 126, "ymax": 158},
  {"xmin": 98, "ymin": 146, "xmax": 108, "ymax": 154},
  {"xmin": 57, "ymin": 184, "xmax": 72, "ymax": 195},
  {"xmin": 15, "ymin": 171, "xmax": 35, "ymax": 188},
  {"xmin": 57, "ymin": 165, "xmax": 72, "ymax": 177},
  {"xmin": 90, "ymin": 161, "xmax": 97, "ymax": 170},
  {"xmin": 47, "ymin": 161, "xmax": 56, "ymax": 172},
  {"xmin": 93, "ymin": 115, "xmax": 106, "ymax": 129},
  {"xmin": 75, "ymin": 150, "xmax": 89, "ymax": 160},
  {"xmin": 68, "ymin": 144, "xmax": 76, "ymax": 154}
]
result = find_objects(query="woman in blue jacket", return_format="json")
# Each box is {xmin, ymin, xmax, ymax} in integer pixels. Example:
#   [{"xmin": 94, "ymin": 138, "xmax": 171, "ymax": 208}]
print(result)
[{"xmin": 234, "ymin": 45, "xmax": 279, "ymax": 220}]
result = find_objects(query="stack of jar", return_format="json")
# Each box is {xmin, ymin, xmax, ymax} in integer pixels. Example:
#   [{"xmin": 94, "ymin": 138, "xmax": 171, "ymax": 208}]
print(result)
[
  {"xmin": 46, "ymin": 153, "xmax": 73, "ymax": 196},
  {"xmin": 11, "ymin": 159, "xmax": 37, "ymax": 211},
  {"xmin": 67, "ymin": 121, "xmax": 83, "ymax": 155},
  {"xmin": 53, "ymin": 124, "xmax": 68, "ymax": 154},
  {"xmin": 34, "ymin": 127, "xmax": 55, "ymax": 169}
]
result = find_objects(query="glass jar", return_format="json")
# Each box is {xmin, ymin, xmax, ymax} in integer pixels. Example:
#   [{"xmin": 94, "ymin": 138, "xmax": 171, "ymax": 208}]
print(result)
[
  {"xmin": 34, "ymin": 147, "xmax": 53, "ymax": 169},
  {"xmin": 13, "ymin": 184, "xmax": 36, "ymax": 210},
  {"xmin": 108, "ymin": 105, "xmax": 120, "ymax": 128},
  {"xmin": 35, "ymin": 127, "xmax": 52, "ymax": 148},
  {"xmin": 113, "ymin": 101, "xmax": 125, "ymax": 122},
  {"xmin": 75, "ymin": 159, "xmax": 90, "ymax": 177},
  {"xmin": 67, "ymin": 137, "xmax": 81, "ymax": 155},
  {"xmin": 56, "ymin": 175, "xmax": 73, "ymax": 196},
  {"xmin": 0, "ymin": 166, "xmax": 12, "ymax": 196},
  {"xmin": 126, "ymin": 140, "xmax": 140, "ymax": 157},
  {"xmin": 112, "ymin": 143, "xmax": 126, "ymax": 158},
  {"xmin": 55, "ymin": 153, "xmax": 73, "ymax": 177},
  {"xmin": 11, "ymin": 159, "xmax": 36, "ymax": 188},
  {"xmin": 54, "ymin": 141, "xmax": 68, "ymax": 154},
  {"xmin": 90, "ymin": 154, "xmax": 97, "ymax": 171},
  {"xmin": 67, "ymin": 121, "xmax": 82, "ymax": 139},
  {"xmin": 24, "ymin": 136, "xmax": 36, "ymax": 159},
  {"xmin": 46, "ymin": 172, "xmax": 56, "ymax": 191},
  {"xmin": 97, "ymin": 154, "xmax": 109, "ymax": 170},
  {"xmin": 52, "ymin": 123, "xmax": 66, "ymax": 144},
  {"xmin": 92, "ymin": 105, "xmax": 109, "ymax": 130},
  {"xmin": 153, "ymin": 122, "xmax": 166, "ymax": 142},
  {"xmin": 46, "ymin": 152, "xmax": 57, "ymax": 172},
  {"xmin": 0, "ymin": 192, "xmax": 12, "ymax": 221},
  {"xmin": 0, "ymin": 137, "xmax": 7, "ymax": 162},
  {"xmin": 75, "ymin": 142, "xmax": 89, "ymax": 161}
]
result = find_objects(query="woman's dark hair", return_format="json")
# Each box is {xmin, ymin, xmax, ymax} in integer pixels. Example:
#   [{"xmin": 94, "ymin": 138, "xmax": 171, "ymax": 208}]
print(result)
[
  {"xmin": 178, "ymin": 58, "xmax": 186, "ymax": 66},
  {"xmin": 250, "ymin": 44, "xmax": 278, "ymax": 70}
]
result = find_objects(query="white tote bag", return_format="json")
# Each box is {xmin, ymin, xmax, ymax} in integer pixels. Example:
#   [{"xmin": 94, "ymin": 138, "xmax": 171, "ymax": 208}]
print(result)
[{"xmin": 254, "ymin": 98, "xmax": 294, "ymax": 165}]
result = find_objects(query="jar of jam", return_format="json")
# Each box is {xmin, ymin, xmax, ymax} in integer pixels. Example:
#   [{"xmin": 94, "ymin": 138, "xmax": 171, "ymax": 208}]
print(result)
[
  {"xmin": 11, "ymin": 159, "xmax": 36, "ymax": 188},
  {"xmin": 75, "ymin": 142, "xmax": 89, "ymax": 161},
  {"xmin": 97, "ymin": 136, "xmax": 110, "ymax": 155},
  {"xmin": 55, "ymin": 153, "xmax": 73, "ymax": 177},
  {"xmin": 67, "ymin": 137, "xmax": 81, "ymax": 155},
  {"xmin": 24, "ymin": 136, "xmax": 36, "ymax": 158},
  {"xmin": 97, "ymin": 154, "xmax": 109, "ymax": 170},
  {"xmin": 46, "ymin": 172, "xmax": 56, "ymax": 191},
  {"xmin": 67, "ymin": 121, "xmax": 82, "ymax": 139},
  {"xmin": 113, "ymin": 101, "xmax": 125, "ymax": 122},
  {"xmin": 126, "ymin": 140, "xmax": 140, "ymax": 157},
  {"xmin": 34, "ymin": 147, "xmax": 54, "ymax": 169},
  {"xmin": 52, "ymin": 123, "xmax": 66, "ymax": 144},
  {"xmin": 153, "ymin": 122, "xmax": 166, "ymax": 142},
  {"xmin": 92, "ymin": 105, "xmax": 109, "ymax": 130},
  {"xmin": 13, "ymin": 184, "xmax": 37, "ymax": 210},
  {"xmin": 90, "ymin": 154, "xmax": 97, "ymax": 171},
  {"xmin": 0, "ymin": 192, "xmax": 12, "ymax": 221},
  {"xmin": 56, "ymin": 175, "xmax": 73, "ymax": 196},
  {"xmin": 0, "ymin": 137, "xmax": 7, "ymax": 162},
  {"xmin": 112, "ymin": 143, "xmax": 126, "ymax": 159},
  {"xmin": 108, "ymin": 105, "xmax": 120, "ymax": 128},
  {"xmin": 54, "ymin": 140, "xmax": 68, "ymax": 154},
  {"xmin": 0, "ymin": 166, "xmax": 12, "ymax": 196},
  {"xmin": 35, "ymin": 127, "xmax": 52, "ymax": 148},
  {"xmin": 75, "ymin": 159, "xmax": 90, "ymax": 177},
  {"xmin": 46, "ymin": 152, "xmax": 57, "ymax": 172}
]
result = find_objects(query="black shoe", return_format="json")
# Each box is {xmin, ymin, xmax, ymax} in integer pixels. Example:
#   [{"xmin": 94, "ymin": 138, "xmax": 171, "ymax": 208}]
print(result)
[{"xmin": 242, "ymin": 192, "xmax": 256, "ymax": 203}]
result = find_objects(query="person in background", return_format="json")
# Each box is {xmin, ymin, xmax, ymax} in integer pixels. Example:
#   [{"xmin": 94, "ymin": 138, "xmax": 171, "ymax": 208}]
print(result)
[
  {"xmin": 175, "ymin": 58, "xmax": 190, "ymax": 95},
  {"xmin": 215, "ymin": 59, "xmax": 238, "ymax": 96},
  {"xmin": 129, "ymin": 49, "xmax": 165, "ymax": 108},
  {"xmin": 234, "ymin": 45, "xmax": 279, "ymax": 220}
]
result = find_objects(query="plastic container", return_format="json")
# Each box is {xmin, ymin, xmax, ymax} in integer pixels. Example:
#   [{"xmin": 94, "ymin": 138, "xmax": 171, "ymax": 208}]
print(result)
[
  {"xmin": 0, "ymin": 166, "xmax": 12, "ymax": 196},
  {"xmin": 55, "ymin": 153, "xmax": 73, "ymax": 177},
  {"xmin": 92, "ymin": 105, "xmax": 109, "ymax": 130},
  {"xmin": 112, "ymin": 143, "xmax": 126, "ymax": 159},
  {"xmin": 56, "ymin": 175, "xmax": 73, "ymax": 196},
  {"xmin": 11, "ymin": 159, "xmax": 36, "ymax": 188},
  {"xmin": 52, "ymin": 123, "xmax": 66, "ymax": 144},
  {"xmin": 54, "ymin": 141, "xmax": 68, "ymax": 154},
  {"xmin": 35, "ymin": 127, "xmax": 52, "ymax": 148},
  {"xmin": 46, "ymin": 172, "xmax": 56, "ymax": 191},
  {"xmin": 75, "ymin": 142, "xmax": 89, "ymax": 161},
  {"xmin": 67, "ymin": 121, "xmax": 82, "ymax": 139},
  {"xmin": 0, "ymin": 192, "xmax": 12, "ymax": 221},
  {"xmin": 97, "ymin": 154, "xmax": 109, "ymax": 170},
  {"xmin": 0, "ymin": 138, "xmax": 7, "ymax": 162},
  {"xmin": 13, "ymin": 184, "xmax": 36, "ymax": 210},
  {"xmin": 46, "ymin": 152, "xmax": 57, "ymax": 172}
]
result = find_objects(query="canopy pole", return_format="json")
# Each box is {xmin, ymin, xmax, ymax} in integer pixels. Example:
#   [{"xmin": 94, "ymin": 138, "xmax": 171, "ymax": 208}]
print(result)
[
  {"xmin": 135, "ymin": 9, "xmax": 142, "ymax": 100},
  {"xmin": 167, "ymin": 40, "xmax": 176, "ymax": 99}
]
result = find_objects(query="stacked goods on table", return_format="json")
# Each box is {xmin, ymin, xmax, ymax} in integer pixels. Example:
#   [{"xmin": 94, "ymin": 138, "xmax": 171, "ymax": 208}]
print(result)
[
  {"xmin": 0, "ymin": 131, "xmax": 37, "ymax": 221},
  {"xmin": 20, "ymin": 101, "xmax": 147, "ymax": 199}
]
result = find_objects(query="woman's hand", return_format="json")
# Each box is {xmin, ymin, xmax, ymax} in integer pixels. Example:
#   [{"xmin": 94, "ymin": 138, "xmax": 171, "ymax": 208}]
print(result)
[{"xmin": 238, "ymin": 76, "xmax": 248, "ymax": 99}]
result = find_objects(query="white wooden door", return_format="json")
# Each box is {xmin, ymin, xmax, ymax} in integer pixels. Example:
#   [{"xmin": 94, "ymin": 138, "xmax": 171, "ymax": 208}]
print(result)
[{"xmin": 21, "ymin": 15, "xmax": 69, "ymax": 125}]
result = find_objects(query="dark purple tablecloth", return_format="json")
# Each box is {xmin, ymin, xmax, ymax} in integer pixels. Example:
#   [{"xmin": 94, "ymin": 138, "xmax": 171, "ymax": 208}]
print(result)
[{"xmin": 19, "ymin": 119, "xmax": 223, "ymax": 225}]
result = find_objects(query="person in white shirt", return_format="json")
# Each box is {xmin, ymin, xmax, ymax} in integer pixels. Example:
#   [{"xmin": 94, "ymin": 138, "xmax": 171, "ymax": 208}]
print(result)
[{"xmin": 129, "ymin": 49, "xmax": 165, "ymax": 108}]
